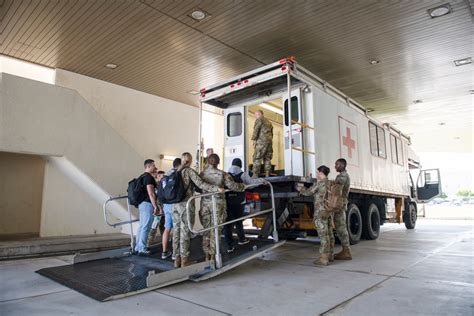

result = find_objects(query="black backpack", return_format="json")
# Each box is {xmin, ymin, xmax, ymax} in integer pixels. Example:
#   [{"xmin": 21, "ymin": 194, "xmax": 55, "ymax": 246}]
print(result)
[
  {"xmin": 156, "ymin": 169, "xmax": 187, "ymax": 204},
  {"xmin": 226, "ymin": 172, "xmax": 245, "ymax": 205},
  {"xmin": 127, "ymin": 173, "xmax": 148, "ymax": 207}
]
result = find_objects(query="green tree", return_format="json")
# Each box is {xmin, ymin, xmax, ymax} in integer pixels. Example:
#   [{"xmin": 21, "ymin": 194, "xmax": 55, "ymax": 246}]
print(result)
[{"xmin": 456, "ymin": 190, "xmax": 474, "ymax": 197}]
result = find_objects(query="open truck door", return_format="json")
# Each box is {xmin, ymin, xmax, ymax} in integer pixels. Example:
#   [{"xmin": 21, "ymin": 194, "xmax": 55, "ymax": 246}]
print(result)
[
  {"xmin": 224, "ymin": 107, "xmax": 246, "ymax": 171},
  {"xmin": 416, "ymin": 169, "xmax": 441, "ymax": 202},
  {"xmin": 283, "ymin": 89, "xmax": 304, "ymax": 176}
]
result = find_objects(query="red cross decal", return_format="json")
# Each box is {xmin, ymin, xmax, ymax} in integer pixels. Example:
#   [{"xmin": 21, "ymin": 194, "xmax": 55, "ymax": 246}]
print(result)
[{"xmin": 342, "ymin": 127, "xmax": 356, "ymax": 158}]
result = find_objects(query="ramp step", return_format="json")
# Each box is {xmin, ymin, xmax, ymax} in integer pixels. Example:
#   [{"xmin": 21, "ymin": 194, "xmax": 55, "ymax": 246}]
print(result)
[{"xmin": 0, "ymin": 233, "xmax": 130, "ymax": 260}]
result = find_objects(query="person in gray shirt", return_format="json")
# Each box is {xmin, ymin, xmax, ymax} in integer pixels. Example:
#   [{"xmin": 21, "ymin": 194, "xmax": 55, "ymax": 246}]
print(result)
[{"xmin": 224, "ymin": 158, "xmax": 264, "ymax": 253}]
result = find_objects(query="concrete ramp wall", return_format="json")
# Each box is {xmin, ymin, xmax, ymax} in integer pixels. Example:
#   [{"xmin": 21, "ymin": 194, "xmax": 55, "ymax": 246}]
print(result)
[{"xmin": 0, "ymin": 73, "xmax": 144, "ymax": 234}]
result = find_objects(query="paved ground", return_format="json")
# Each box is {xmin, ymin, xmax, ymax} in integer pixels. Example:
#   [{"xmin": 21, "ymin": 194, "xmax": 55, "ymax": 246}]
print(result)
[{"xmin": 1, "ymin": 219, "xmax": 473, "ymax": 315}]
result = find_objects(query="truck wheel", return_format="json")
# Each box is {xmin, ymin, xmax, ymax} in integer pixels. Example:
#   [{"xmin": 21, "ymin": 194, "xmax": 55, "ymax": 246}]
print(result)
[
  {"xmin": 346, "ymin": 204, "xmax": 362, "ymax": 245},
  {"xmin": 404, "ymin": 203, "xmax": 417, "ymax": 229},
  {"xmin": 362, "ymin": 203, "xmax": 380, "ymax": 240}
]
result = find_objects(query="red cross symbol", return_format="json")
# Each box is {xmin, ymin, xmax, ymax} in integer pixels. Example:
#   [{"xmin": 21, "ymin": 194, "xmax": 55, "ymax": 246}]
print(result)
[{"xmin": 342, "ymin": 127, "xmax": 356, "ymax": 158}]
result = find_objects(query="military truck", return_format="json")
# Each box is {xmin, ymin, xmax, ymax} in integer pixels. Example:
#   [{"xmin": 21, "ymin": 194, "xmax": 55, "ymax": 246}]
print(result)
[{"xmin": 198, "ymin": 57, "xmax": 441, "ymax": 244}]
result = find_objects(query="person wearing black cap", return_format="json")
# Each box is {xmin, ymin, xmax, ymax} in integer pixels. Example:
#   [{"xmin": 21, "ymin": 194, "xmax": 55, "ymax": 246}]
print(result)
[{"xmin": 224, "ymin": 158, "xmax": 264, "ymax": 253}]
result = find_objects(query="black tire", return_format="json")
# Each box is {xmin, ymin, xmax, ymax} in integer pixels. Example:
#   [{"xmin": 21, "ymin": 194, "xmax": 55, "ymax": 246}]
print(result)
[
  {"xmin": 362, "ymin": 203, "xmax": 381, "ymax": 240},
  {"xmin": 346, "ymin": 204, "xmax": 362, "ymax": 245},
  {"xmin": 404, "ymin": 203, "xmax": 417, "ymax": 229}
]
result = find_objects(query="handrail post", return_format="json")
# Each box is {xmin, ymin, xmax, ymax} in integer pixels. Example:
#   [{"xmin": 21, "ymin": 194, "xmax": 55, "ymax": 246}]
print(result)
[
  {"xmin": 127, "ymin": 198, "xmax": 135, "ymax": 251},
  {"xmin": 212, "ymin": 195, "xmax": 223, "ymax": 269}
]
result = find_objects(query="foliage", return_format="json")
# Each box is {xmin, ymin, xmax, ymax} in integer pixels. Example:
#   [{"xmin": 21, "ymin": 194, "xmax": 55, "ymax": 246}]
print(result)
[{"xmin": 456, "ymin": 190, "xmax": 474, "ymax": 197}]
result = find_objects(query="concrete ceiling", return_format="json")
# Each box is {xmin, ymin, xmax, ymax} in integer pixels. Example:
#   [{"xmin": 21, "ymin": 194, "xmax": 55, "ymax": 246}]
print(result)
[{"xmin": 0, "ymin": 0, "xmax": 472, "ymax": 152}]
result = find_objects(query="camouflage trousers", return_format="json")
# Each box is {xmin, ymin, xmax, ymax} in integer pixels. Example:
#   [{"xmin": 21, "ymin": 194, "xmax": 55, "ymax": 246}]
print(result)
[
  {"xmin": 253, "ymin": 142, "xmax": 273, "ymax": 176},
  {"xmin": 333, "ymin": 206, "xmax": 350, "ymax": 247},
  {"xmin": 314, "ymin": 211, "xmax": 335, "ymax": 254},
  {"xmin": 200, "ymin": 199, "xmax": 227, "ymax": 256},
  {"xmin": 172, "ymin": 201, "xmax": 195, "ymax": 257}
]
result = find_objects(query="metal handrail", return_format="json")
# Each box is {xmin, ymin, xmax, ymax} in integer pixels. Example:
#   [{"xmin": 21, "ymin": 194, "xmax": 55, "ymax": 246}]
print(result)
[
  {"xmin": 103, "ymin": 195, "xmax": 138, "ymax": 251},
  {"xmin": 185, "ymin": 180, "xmax": 278, "ymax": 269}
]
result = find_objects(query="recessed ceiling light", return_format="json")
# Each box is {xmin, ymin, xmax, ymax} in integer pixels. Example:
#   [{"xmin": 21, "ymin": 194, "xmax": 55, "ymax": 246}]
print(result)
[
  {"xmin": 453, "ymin": 57, "xmax": 472, "ymax": 66},
  {"xmin": 439, "ymin": 122, "xmax": 446, "ymax": 126},
  {"xmin": 366, "ymin": 108, "xmax": 375, "ymax": 112},
  {"xmin": 105, "ymin": 63, "xmax": 118, "ymax": 69},
  {"xmin": 190, "ymin": 9, "xmax": 209, "ymax": 21},
  {"xmin": 187, "ymin": 90, "xmax": 200, "ymax": 95},
  {"xmin": 427, "ymin": 3, "xmax": 452, "ymax": 18},
  {"xmin": 413, "ymin": 99, "xmax": 423, "ymax": 104},
  {"xmin": 368, "ymin": 59, "xmax": 380, "ymax": 65}
]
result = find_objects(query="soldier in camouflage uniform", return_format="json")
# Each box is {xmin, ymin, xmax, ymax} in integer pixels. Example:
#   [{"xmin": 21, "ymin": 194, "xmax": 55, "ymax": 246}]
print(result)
[
  {"xmin": 200, "ymin": 154, "xmax": 246, "ymax": 261},
  {"xmin": 172, "ymin": 152, "xmax": 223, "ymax": 268},
  {"xmin": 333, "ymin": 158, "xmax": 352, "ymax": 260},
  {"xmin": 251, "ymin": 110, "xmax": 273, "ymax": 177},
  {"xmin": 298, "ymin": 165, "xmax": 334, "ymax": 266}
]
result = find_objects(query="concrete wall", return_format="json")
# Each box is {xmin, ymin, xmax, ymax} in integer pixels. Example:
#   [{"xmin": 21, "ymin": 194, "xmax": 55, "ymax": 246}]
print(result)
[
  {"xmin": 40, "ymin": 159, "xmax": 118, "ymax": 237},
  {"xmin": 0, "ymin": 73, "xmax": 143, "ymax": 235},
  {"xmin": 0, "ymin": 152, "xmax": 45, "ymax": 237}
]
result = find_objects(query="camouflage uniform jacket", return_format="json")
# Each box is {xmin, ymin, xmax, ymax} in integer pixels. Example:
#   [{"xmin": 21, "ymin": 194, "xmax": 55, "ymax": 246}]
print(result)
[
  {"xmin": 200, "ymin": 167, "xmax": 246, "ymax": 204},
  {"xmin": 180, "ymin": 167, "xmax": 220, "ymax": 201},
  {"xmin": 335, "ymin": 171, "xmax": 351, "ymax": 205},
  {"xmin": 300, "ymin": 179, "xmax": 329, "ymax": 218},
  {"xmin": 251, "ymin": 117, "xmax": 273, "ymax": 144}
]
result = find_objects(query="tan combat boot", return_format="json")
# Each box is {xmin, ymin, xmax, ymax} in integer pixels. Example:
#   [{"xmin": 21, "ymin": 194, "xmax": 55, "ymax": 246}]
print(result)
[
  {"xmin": 334, "ymin": 246, "xmax": 352, "ymax": 260},
  {"xmin": 174, "ymin": 255, "xmax": 181, "ymax": 268},
  {"xmin": 328, "ymin": 252, "xmax": 334, "ymax": 262},
  {"xmin": 313, "ymin": 253, "xmax": 329, "ymax": 266},
  {"xmin": 181, "ymin": 256, "xmax": 191, "ymax": 267}
]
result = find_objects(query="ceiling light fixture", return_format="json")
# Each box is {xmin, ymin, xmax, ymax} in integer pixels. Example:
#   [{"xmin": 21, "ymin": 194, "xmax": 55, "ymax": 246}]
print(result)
[
  {"xmin": 439, "ymin": 122, "xmax": 446, "ymax": 126},
  {"xmin": 260, "ymin": 102, "xmax": 283, "ymax": 115},
  {"xmin": 453, "ymin": 57, "xmax": 472, "ymax": 66},
  {"xmin": 105, "ymin": 63, "xmax": 118, "ymax": 69},
  {"xmin": 189, "ymin": 9, "xmax": 209, "ymax": 21},
  {"xmin": 187, "ymin": 90, "xmax": 200, "ymax": 95},
  {"xmin": 159, "ymin": 154, "xmax": 178, "ymax": 161},
  {"xmin": 368, "ymin": 59, "xmax": 380, "ymax": 65},
  {"xmin": 366, "ymin": 108, "xmax": 375, "ymax": 112},
  {"xmin": 413, "ymin": 99, "xmax": 423, "ymax": 104},
  {"xmin": 427, "ymin": 3, "xmax": 452, "ymax": 18}
]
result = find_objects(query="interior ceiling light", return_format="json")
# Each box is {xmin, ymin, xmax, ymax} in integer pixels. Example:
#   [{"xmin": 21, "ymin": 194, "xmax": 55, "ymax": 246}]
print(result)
[
  {"xmin": 427, "ymin": 3, "xmax": 452, "ymax": 18},
  {"xmin": 453, "ymin": 57, "xmax": 472, "ymax": 66},
  {"xmin": 368, "ymin": 59, "xmax": 380, "ymax": 65},
  {"xmin": 260, "ymin": 102, "xmax": 283, "ymax": 115},
  {"xmin": 187, "ymin": 90, "xmax": 200, "ymax": 95},
  {"xmin": 366, "ymin": 108, "xmax": 375, "ymax": 112},
  {"xmin": 413, "ymin": 99, "xmax": 423, "ymax": 104},
  {"xmin": 190, "ymin": 9, "xmax": 209, "ymax": 21},
  {"xmin": 105, "ymin": 63, "xmax": 118, "ymax": 69}
]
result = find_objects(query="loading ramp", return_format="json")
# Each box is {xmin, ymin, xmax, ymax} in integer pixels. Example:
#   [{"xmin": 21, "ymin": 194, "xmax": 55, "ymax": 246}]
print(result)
[{"xmin": 37, "ymin": 181, "xmax": 284, "ymax": 301}]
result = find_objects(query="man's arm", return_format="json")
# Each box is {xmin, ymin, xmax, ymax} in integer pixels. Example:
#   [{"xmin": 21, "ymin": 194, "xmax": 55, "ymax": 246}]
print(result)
[
  {"xmin": 187, "ymin": 168, "xmax": 223, "ymax": 193},
  {"xmin": 251, "ymin": 119, "xmax": 262, "ymax": 142},
  {"xmin": 224, "ymin": 173, "xmax": 246, "ymax": 192},
  {"xmin": 241, "ymin": 172, "xmax": 264, "ymax": 185},
  {"xmin": 146, "ymin": 184, "xmax": 160, "ymax": 215}
]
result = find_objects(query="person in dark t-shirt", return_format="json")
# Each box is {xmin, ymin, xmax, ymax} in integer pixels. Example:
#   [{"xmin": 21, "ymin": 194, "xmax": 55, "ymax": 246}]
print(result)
[{"xmin": 134, "ymin": 159, "xmax": 160, "ymax": 256}]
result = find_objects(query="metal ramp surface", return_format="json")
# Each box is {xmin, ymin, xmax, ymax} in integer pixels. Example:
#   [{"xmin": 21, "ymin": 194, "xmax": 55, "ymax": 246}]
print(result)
[{"xmin": 36, "ymin": 236, "xmax": 284, "ymax": 301}]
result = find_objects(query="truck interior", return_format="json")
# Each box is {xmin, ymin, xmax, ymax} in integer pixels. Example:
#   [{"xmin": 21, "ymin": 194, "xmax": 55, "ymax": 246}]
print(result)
[{"xmin": 246, "ymin": 99, "xmax": 285, "ymax": 176}]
